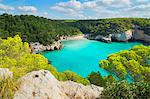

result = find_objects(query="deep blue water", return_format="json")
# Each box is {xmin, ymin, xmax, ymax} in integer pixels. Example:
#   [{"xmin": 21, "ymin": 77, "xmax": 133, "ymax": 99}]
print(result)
[{"xmin": 42, "ymin": 39, "xmax": 141, "ymax": 78}]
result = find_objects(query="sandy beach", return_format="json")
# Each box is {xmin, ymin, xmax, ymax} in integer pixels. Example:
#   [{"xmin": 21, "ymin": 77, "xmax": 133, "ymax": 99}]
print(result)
[{"xmin": 61, "ymin": 34, "xmax": 86, "ymax": 41}]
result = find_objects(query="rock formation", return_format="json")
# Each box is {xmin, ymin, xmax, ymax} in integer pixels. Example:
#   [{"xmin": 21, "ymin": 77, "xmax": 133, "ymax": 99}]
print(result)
[
  {"xmin": 30, "ymin": 41, "xmax": 62, "ymax": 53},
  {"xmin": 86, "ymin": 29, "xmax": 150, "ymax": 44},
  {"xmin": 14, "ymin": 70, "xmax": 103, "ymax": 99},
  {"xmin": 133, "ymin": 30, "xmax": 150, "ymax": 42},
  {"xmin": 95, "ymin": 34, "xmax": 112, "ymax": 43},
  {"xmin": 111, "ymin": 30, "xmax": 133, "ymax": 42}
]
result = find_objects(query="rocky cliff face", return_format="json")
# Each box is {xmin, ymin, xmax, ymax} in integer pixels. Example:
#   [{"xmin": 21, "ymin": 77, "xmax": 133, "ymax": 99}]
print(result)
[
  {"xmin": 133, "ymin": 30, "xmax": 150, "ymax": 42},
  {"xmin": 111, "ymin": 30, "xmax": 133, "ymax": 42},
  {"xmin": 0, "ymin": 68, "xmax": 103, "ymax": 99},
  {"xmin": 30, "ymin": 41, "xmax": 62, "ymax": 53},
  {"xmin": 86, "ymin": 29, "xmax": 150, "ymax": 43}
]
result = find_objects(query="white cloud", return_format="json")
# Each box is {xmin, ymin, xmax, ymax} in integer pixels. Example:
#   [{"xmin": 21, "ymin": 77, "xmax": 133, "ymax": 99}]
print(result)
[
  {"xmin": 0, "ymin": 4, "xmax": 15, "ymax": 11},
  {"xmin": 129, "ymin": 3, "xmax": 150, "ymax": 11},
  {"xmin": 18, "ymin": 6, "xmax": 37, "ymax": 13},
  {"xmin": 83, "ymin": 1, "xmax": 97, "ymax": 9},
  {"xmin": 57, "ymin": 0, "xmax": 81, "ymax": 10},
  {"xmin": 43, "ymin": 12, "xmax": 48, "ymax": 16},
  {"xmin": 50, "ymin": 0, "xmax": 150, "ymax": 19}
]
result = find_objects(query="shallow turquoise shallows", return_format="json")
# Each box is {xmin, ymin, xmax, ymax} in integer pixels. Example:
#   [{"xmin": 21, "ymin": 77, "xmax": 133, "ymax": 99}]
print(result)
[{"xmin": 42, "ymin": 39, "xmax": 141, "ymax": 77}]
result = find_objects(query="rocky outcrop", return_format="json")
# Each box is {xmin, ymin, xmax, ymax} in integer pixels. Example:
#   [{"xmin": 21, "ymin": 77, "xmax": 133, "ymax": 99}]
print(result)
[
  {"xmin": 61, "ymin": 81, "xmax": 103, "ymax": 99},
  {"xmin": 14, "ymin": 70, "xmax": 103, "ymax": 99},
  {"xmin": 30, "ymin": 35, "xmax": 85, "ymax": 53},
  {"xmin": 30, "ymin": 41, "xmax": 62, "ymax": 53},
  {"xmin": 85, "ymin": 34, "xmax": 96, "ymax": 40},
  {"xmin": 133, "ymin": 30, "xmax": 150, "ymax": 42},
  {"xmin": 86, "ymin": 29, "xmax": 150, "ymax": 44},
  {"xmin": 111, "ymin": 30, "xmax": 133, "ymax": 42},
  {"xmin": 95, "ymin": 34, "xmax": 112, "ymax": 43}
]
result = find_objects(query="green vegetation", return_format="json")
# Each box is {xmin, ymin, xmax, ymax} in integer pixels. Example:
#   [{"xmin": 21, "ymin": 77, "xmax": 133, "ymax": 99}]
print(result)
[
  {"xmin": 0, "ymin": 14, "xmax": 149, "ymax": 45},
  {"xmin": 0, "ymin": 77, "xmax": 18, "ymax": 99},
  {"xmin": 67, "ymin": 18, "xmax": 150, "ymax": 36},
  {"xmin": 0, "ymin": 13, "xmax": 150, "ymax": 98},
  {"xmin": 88, "ymin": 72, "xmax": 116, "ymax": 87},
  {"xmin": 0, "ymin": 14, "xmax": 81, "ymax": 45},
  {"xmin": 98, "ymin": 45, "xmax": 150, "ymax": 99},
  {"xmin": 0, "ymin": 35, "xmax": 89, "ymax": 98},
  {"xmin": 102, "ymin": 81, "xmax": 150, "ymax": 99},
  {"xmin": 100, "ymin": 45, "xmax": 150, "ymax": 82},
  {"xmin": 59, "ymin": 71, "xmax": 90, "ymax": 85}
]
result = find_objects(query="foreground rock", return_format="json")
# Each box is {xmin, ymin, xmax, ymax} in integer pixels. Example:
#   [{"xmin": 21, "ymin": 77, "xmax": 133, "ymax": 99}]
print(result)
[
  {"xmin": 61, "ymin": 81, "xmax": 103, "ymax": 99},
  {"xmin": 14, "ymin": 70, "xmax": 103, "ymax": 99}
]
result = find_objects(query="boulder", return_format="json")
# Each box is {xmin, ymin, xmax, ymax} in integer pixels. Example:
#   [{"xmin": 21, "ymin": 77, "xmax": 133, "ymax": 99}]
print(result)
[
  {"xmin": 61, "ymin": 81, "xmax": 103, "ymax": 99},
  {"xmin": 14, "ymin": 70, "xmax": 103, "ymax": 99},
  {"xmin": 14, "ymin": 70, "xmax": 68, "ymax": 99}
]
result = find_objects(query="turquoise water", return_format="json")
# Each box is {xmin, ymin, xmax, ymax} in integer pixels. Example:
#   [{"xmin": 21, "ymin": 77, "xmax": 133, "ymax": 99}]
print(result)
[{"xmin": 42, "ymin": 39, "xmax": 141, "ymax": 77}]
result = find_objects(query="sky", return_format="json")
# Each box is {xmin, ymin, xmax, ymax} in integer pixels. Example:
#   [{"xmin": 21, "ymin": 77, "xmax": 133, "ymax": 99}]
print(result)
[{"xmin": 0, "ymin": 0, "xmax": 150, "ymax": 19}]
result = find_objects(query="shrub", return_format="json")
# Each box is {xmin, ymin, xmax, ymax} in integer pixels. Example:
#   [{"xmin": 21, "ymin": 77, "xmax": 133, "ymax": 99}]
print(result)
[
  {"xmin": 101, "ymin": 81, "xmax": 150, "ymax": 99},
  {"xmin": 0, "ymin": 77, "xmax": 18, "ymax": 99}
]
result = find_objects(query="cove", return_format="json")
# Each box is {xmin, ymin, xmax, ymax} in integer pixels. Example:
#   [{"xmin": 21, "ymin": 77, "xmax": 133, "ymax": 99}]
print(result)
[{"xmin": 42, "ymin": 39, "xmax": 141, "ymax": 77}]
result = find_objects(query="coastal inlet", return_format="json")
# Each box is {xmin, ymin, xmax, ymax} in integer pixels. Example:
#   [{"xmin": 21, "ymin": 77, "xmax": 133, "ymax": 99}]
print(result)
[{"xmin": 42, "ymin": 39, "xmax": 141, "ymax": 77}]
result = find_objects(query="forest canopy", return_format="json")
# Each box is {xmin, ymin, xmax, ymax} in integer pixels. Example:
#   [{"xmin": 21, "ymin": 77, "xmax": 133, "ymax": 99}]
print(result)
[
  {"xmin": 0, "ymin": 13, "xmax": 150, "ymax": 45},
  {"xmin": 100, "ymin": 45, "xmax": 150, "ymax": 82}
]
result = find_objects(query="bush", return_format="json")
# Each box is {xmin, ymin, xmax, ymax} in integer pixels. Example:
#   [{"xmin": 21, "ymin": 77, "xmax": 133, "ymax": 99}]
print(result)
[
  {"xmin": 0, "ymin": 77, "xmax": 18, "ymax": 99},
  {"xmin": 62, "ymin": 71, "xmax": 90, "ymax": 85},
  {"xmin": 88, "ymin": 72, "xmax": 106, "ymax": 87},
  {"xmin": 88, "ymin": 71, "xmax": 116, "ymax": 87},
  {"xmin": 102, "ymin": 81, "xmax": 150, "ymax": 99}
]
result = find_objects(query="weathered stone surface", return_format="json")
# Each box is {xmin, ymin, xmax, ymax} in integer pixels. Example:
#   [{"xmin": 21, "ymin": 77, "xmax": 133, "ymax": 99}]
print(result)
[
  {"xmin": 14, "ymin": 70, "xmax": 68, "ymax": 99},
  {"xmin": 112, "ymin": 30, "xmax": 133, "ymax": 42},
  {"xmin": 14, "ymin": 70, "xmax": 103, "ymax": 99},
  {"xmin": 30, "ymin": 41, "xmax": 61, "ymax": 53},
  {"xmin": 95, "ymin": 34, "xmax": 112, "ymax": 42},
  {"xmin": 133, "ymin": 30, "xmax": 150, "ymax": 42},
  {"xmin": 0, "ymin": 68, "xmax": 13, "ymax": 79},
  {"xmin": 61, "ymin": 81, "xmax": 103, "ymax": 99}
]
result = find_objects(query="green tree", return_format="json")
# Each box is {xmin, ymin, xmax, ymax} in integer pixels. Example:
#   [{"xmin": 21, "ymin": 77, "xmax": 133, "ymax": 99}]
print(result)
[{"xmin": 100, "ymin": 45, "xmax": 150, "ymax": 82}]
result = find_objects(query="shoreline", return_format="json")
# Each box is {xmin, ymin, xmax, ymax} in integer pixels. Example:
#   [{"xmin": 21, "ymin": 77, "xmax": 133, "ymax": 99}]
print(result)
[{"xmin": 61, "ymin": 34, "xmax": 86, "ymax": 41}]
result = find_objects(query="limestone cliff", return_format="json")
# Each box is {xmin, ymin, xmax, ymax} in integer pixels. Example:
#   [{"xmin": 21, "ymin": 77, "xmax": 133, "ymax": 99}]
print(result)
[
  {"xmin": 86, "ymin": 29, "xmax": 150, "ymax": 43},
  {"xmin": 30, "ymin": 41, "xmax": 62, "ymax": 54},
  {"xmin": 111, "ymin": 30, "xmax": 133, "ymax": 42},
  {"xmin": 133, "ymin": 30, "xmax": 150, "ymax": 42}
]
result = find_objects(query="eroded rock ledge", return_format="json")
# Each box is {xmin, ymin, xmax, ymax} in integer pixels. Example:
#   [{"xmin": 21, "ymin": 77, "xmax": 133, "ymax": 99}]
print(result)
[
  {"xmin": 30, "ymin": 35, "xmax": 85, "ymax": 53},
  {"xmin": 86, "ymin": 29, "xmax": 150, "ymax": 44},
  {"xmin": 30, "ymin": 41, "xmax": 62, "ymax": 54},
  {"xmin": 12, "ymin": 70, "xmax": 103, "ymax": 99}
]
